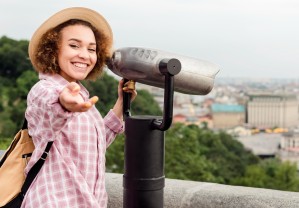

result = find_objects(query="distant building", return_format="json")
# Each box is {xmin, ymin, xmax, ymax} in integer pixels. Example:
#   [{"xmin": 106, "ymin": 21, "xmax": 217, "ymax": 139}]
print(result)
[
  {"xmin": 278, "ymin": 130, "xmax": 299, "ymax": 169},
  {"xmin": 247, "ymin": 93, "xmax": 298, "ymax": 129},
  {"xmin": 211, "ymin": 103, "xmax": 245, "ymax": 129},
  {"xmin": 237, "ymin": 133, "xmax": 282, "ymax": 159},
  {"xmin": 173, "ymin": 114, "xmax": 213, "ymax": 128},
  {"xmin": 173, "ymin": 114, "xmax": 187, "ymax": 124},
  {"xmin": 226, "ymin": 126, "xmax": 252, "ymax": 137},
  {"xmin": 198, "ymin": 115, "xmax": 213, "ymax": 129}
]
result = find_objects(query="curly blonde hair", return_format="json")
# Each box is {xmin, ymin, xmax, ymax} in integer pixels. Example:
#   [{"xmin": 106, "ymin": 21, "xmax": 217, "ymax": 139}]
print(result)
[{"xmin": 35, "ymin": 19, "xmax": 111, "ymax": 80}]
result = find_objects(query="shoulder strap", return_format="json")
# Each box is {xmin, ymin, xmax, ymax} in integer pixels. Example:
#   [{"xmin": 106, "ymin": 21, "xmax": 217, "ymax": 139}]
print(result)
[
  {"xmin": 22, "ymin": 118, "xmax": 28, "ymax": 130},
  {"xmin": 20, "ymin": 118, "xmax": 53, "ymax": 198},
  {"xmin": 20, "ymin": 141, "xmax": 53, "ymax": 197}
]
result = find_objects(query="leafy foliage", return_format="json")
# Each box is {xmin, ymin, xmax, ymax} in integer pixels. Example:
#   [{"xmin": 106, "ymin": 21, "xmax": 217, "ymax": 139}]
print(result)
[
  {"xmin": 82, "ymin": 73, "xmax": 119, "ymax": 115},
  {"xmin": 0, "ymin": 36, "xmax": 32, "ymax": 79},
  {"xmin": 232, "ymin": 158, "xmax": 299, "ymax": 191},
  {"xmin": 106, "ymin": 134, "xmax": 125, "ymax": 173},
  {"xmin": 164, "ymin": 123, "xmax": 260, "ymax": 184}
]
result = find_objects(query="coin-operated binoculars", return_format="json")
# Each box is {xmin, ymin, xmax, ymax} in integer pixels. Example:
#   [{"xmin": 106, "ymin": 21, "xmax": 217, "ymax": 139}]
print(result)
[{"xmin": 108, "ymin": 47, "xmax": 220, "ymax": 208}]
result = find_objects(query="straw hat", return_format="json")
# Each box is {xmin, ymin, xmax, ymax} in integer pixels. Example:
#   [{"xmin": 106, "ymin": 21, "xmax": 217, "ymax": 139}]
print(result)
[{"xmin": 28, "ymin": 7, "xmax": 113, "ymax": 71}]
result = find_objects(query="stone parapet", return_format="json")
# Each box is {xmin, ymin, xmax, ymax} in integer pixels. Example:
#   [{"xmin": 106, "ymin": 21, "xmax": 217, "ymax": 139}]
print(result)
[{"xmin": 106, "ymin": 173, "xmax": 299, "ymax": 208}]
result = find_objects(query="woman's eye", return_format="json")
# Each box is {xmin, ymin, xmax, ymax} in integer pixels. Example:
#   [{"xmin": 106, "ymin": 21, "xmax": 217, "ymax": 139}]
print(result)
[
  {"xmin": 69, "ymin": 44, "xmax": 79, "ymax": 48},
  {"xmin": 88, "ymin": 48, "xmax": 96, "ymax": 52}
]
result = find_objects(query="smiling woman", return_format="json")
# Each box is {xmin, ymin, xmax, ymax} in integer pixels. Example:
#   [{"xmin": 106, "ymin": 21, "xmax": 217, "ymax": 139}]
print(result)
[{"xmin": 20, "ymin": 7, "xmax": 137, "ymax": 208}]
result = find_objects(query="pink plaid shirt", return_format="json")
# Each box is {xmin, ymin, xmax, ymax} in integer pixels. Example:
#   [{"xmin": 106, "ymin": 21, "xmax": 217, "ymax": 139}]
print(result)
[{"xmin": 22, "ymin": 73, "xmax": 123, "ymax": 208}]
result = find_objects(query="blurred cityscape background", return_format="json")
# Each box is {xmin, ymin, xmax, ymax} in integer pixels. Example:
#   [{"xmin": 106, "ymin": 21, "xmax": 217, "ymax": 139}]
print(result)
[
  {"xmin": 138, "ymin": 77, "xmax": 299, "ymax": 169},
  {"xmin": 1, "ymin": 35, "xmax": 299, "ymax": 192}
]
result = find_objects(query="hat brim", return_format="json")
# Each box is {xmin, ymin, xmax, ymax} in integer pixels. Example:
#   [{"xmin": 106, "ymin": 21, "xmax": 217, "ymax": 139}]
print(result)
[{"xmin": 28, "ymin": 7, "xmax": 113, "ymax": 71}]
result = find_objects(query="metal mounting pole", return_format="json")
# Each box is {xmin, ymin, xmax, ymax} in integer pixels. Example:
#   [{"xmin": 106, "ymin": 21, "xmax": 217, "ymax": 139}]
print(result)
[{"xmin": 123, "ymin": 58, "xmax": 181, "ymax": 208}]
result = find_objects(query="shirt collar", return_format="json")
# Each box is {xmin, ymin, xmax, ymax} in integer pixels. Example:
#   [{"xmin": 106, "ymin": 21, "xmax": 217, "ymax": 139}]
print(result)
[
  {"xmin": 39, "ymin": 73, "xmax": 69, "ymax": 85},
  {"xmin": 38, "ymin": 73, "xmax": 90, "ymax": 100}
]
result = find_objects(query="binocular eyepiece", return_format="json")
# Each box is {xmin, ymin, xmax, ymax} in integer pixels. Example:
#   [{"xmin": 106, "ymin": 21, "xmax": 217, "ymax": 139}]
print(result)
[{"xmin": 107, "ymin": 47, "xmax": 220, "ymax": 95}]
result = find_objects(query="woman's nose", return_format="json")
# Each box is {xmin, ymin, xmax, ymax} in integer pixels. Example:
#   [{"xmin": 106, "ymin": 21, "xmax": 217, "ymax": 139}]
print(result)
[{"xmin": 78, "ymin": 48, "xmax": 89, "ymax": 59}]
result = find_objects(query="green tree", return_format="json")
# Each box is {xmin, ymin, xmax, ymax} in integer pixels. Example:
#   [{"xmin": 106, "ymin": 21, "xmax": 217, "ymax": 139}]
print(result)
[
  {"xmin": 165, "ymin": 123, "xmax": 218, "ymax": 182},
  {"xmin": 0, "ymin": 36, "xmax": 31, "ymax": 79},
  {"xmin": 0, "ymin": 111, "xmax": 16, "ymax": 138},
  {"xmin": 232, "ymin": 158, "xmax": 299, "ymax": 192},
  {"xmin": 106, "ymin": 134, "xmax": 125, "ymax": 173},
  {"xmin": 82, "ymin": 73, "xmax": 119, "ymax": 115},
  {"xmin": 164, "ymin": 124, "xmax": 259, "ymax": 184},
  {"xmin": 3, "ymin": 70, "xmax": 38, "ymax": 132},
  {"xmin": 203, "ymin": 131, "xmax": 259, "ymax": 183},
  {"xmin": 16, "ymin": 70, "xmax": 38, "ymax": 98},
  {"xmin": 273, "ymin": 160, "xmax": 299, "ymax": 191}
]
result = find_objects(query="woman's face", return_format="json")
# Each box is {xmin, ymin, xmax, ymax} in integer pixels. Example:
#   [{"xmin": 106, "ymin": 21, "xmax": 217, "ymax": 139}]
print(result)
[{"xmin": 58, "ymin": 24, "xmax": 97, "ymax": 82}]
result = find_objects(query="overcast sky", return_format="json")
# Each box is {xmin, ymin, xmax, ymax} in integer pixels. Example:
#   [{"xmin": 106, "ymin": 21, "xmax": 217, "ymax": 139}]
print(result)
[{"xmin": 1, "ymin": 0, "xmax": 299, "ymax": 80}]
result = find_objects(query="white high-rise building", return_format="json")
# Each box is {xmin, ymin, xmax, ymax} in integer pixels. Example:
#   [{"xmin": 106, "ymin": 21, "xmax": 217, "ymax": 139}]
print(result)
[{"xmin": 247, "ymin": 93, "xmax": 298, "ymax": 128}]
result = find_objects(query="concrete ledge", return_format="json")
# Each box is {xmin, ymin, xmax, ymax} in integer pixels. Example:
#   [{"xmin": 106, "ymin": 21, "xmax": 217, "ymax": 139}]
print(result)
[{"xmin": 106, "ymin": 173, "xmax": 299, "ymax": 208}]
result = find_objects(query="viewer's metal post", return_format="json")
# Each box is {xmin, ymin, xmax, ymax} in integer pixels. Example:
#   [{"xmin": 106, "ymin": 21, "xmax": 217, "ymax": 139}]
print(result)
[{"xmin": 123, "ymin": 59, "xmax": 181, "ymax": 208}]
